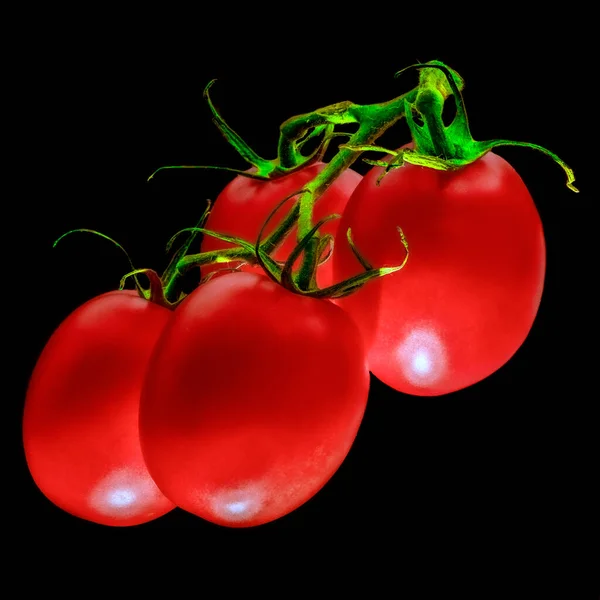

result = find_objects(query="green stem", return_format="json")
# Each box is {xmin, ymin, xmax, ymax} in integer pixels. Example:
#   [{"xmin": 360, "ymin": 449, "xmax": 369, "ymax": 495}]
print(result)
[
  {"xmin": 170, "ymin": 61, "xmax": 464, "ymax": 293},
  {"xmin": 162, "ymin": 207, "xmax": 211, "ymax": 303},
  {"xmin": 285, "ymin": 101, "xmax": 407, "ymax": 290},
  {"xmin": 146, "ymin": 60, "xmax": 578, "ymax": 304},
  {"xmin": 278, "ymin": 101, "xmax": 356, "ymax": 169},
  {"xmin": 285, "ymin": 64, "xmax": 462, "ymax": 290}
]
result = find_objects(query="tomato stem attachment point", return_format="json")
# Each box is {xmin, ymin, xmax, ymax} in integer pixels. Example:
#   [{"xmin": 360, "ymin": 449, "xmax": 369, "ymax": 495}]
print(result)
[
  {"xmin": 395, "ymin": 62, "xmax": 578, "ymax": 193},
  {"xmin": 119, "ymin": 268, "xmax": 159, "ymax": 301}
]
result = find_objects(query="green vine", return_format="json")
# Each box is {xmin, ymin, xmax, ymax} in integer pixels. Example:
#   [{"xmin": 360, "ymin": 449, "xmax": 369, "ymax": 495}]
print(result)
[
  {"xmin": 148, "ymin": 61, "xmax": 467, "ymax": 298},
  {"xmin": 62, "ymin": 60, "xmax": 576, "ymax": 308}
]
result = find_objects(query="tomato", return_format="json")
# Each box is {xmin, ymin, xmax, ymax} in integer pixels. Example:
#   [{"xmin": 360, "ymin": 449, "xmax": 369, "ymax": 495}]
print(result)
[
  {"xmin": 139, "ymin": 271, "xmax": 369, "ymax": 527},
  {"xmin": 201, "ymin": 162, "xmax": 362, "ymax": 287},
  {"xmin": 331, "ymin": 151, "xmax": 545, "ymax": 396},
  {"xmin": 23, "ymin": 290, "xmax": 176, "ymax": 526}
]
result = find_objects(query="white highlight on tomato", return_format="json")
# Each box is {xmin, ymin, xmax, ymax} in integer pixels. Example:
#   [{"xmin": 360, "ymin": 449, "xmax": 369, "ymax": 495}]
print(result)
[
  {"xmin": 90, "ymin": 467, "xmax": 163, "ymax": 519},
  {"xmin": 210, "ymin": 482, "xmax": 264, "ymax": 523},
  {"xmin": 396, "ymin": 326, "xmax": 447, "ymax": 387},
  {"xmin": 109, "ymin": 488, "xmax": 137, "ymax": 507},
  {"xmin": 226, "ymin": 500, "xmax": 249, "ymax": 514},
  {"xmin": 412, "ymin": 350, "xmax": 432, "ymax": 374}
]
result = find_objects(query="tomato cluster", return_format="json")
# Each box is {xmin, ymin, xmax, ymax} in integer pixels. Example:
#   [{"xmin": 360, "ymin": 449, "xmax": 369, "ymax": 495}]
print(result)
[{"xmin": 22, "ymin": 60, "xmax": 577, "ymax": 528}]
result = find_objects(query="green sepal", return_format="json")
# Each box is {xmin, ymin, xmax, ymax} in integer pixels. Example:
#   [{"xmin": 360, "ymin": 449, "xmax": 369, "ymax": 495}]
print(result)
[
  {"xmin": 53, "ymin": 228, "xmax": 147, "ymax": 298},
  {"xmin": 346, "ymin": 228, "xmax": 373, "ymax": 271},
  {"xmin": 304, "ymin": 226, "xmax": 409, "ymax": 299},
  {"xmin": 399, "ymin": 62, "xmax": 578, "ymax": 192}
]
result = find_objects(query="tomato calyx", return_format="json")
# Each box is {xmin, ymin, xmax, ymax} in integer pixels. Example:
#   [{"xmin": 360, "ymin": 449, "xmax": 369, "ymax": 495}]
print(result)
[
  {"xmin": 346, "ymin": 62, "xmax": 578, "ymax": 192},
  {"xmin": 52, "ymin": 204, "xmax": 224, "ymax": 310},
  {"xmin": 52, "ymin": 228, "xmax": 184, "ymax": 309},
  {"xmin": 147, "ymin": 80, "xmax": 341, "ymax": 183}
]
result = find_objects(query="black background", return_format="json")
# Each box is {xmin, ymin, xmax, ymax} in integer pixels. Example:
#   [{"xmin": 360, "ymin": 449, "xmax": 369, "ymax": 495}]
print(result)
[{"xmin": 12, "ymin": 15, "xmax": 596, "ymax": 585}]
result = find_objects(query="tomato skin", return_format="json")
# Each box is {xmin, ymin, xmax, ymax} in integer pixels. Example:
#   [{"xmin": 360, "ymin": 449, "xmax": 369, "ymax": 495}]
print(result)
[
  {"xmin": 139, "ymin": 271, "xmax": 369, "ymax": 527},
  {"xmin": 23, "ymin": 290, "xmax": 176, "ymax": 526},
  {"xmin": 332, "ymin": 151, "xmax": 545, "ymax": 396},
  {"xmin": 201, "ymin": 162, "xmax": 362, "ymax": 287}
]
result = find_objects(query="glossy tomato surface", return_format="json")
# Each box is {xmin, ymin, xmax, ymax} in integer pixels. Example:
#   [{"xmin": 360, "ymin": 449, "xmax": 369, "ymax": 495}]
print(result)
[
  {"xmin": 332, "ymin": 151, "xmax": 545, "ymax": 396},
  {"xmin": 23, "ymin": 290, "xmax": 175, "ymax": 526},
  {"xmin": 201, "ymin": 162, "xmax": 362, "ymax": 287},
  {"xmin": 139, "ymin": 271, "xmax": 369, "ymax": 527}
]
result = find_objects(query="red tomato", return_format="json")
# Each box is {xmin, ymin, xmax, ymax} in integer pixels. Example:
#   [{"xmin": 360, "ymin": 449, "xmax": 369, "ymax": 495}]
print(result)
[
  {"xmin": 23, "ymin": 290, "xmax": 176, "ymax": 526},
  {"xmin": 139, "ymin": 271, "xmax": 369, "ymax": 527},
  {"xmin": 201, "ymin": 162, "xmax": 362, "ymax": 287},
  {"xmin": 332, "ymin": 151, "xmax": 545, "ymax": 396}
]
